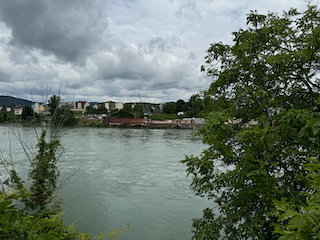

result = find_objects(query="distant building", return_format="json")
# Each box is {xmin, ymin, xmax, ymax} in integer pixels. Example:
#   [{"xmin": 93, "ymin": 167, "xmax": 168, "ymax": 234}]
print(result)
[
  {"xmin": 71, "ymin": 101, "xmax": 90, "ymax": 113},
  {"xmin": 33, "ymin": 103, "xmax": 47, "ymax": 114},
  {"xmin": 59, "ymin": 102, "xmax": 75, "ymax": 110},
  {"xmin": 91, "ymin": 103, "xmax": 105, "ymax": 109},
  {"xmin": 105, "ymin": 101, "xmax": 124, "ymax": 111},
  {"xmin": 76, "ymin": 101, "xmax": 90, "ymax": 110},
  {"xmin": 14, "ymin": 105, "xmax": 24, "ymax": 115}
]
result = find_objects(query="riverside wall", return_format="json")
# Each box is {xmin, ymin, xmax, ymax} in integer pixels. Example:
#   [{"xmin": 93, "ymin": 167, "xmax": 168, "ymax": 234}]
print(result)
[{"xmin": 106, "ymin": 117, "xmax": 204, "ymax": 129}]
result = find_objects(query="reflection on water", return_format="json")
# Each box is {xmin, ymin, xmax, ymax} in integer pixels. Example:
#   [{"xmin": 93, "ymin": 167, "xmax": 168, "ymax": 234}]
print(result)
[{"xmin": 0, "ymin": 126, "xmax": 211, "ymax": 240}]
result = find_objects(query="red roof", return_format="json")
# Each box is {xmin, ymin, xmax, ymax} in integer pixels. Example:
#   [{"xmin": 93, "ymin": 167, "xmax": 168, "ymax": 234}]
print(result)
[{"xmin": 109, "ymin": 118, "xmax": 143, "ymax": 124}]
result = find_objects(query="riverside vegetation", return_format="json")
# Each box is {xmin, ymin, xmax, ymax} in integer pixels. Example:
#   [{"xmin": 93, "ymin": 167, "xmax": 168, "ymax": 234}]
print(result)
[{"xmin": 181, "ymin": 4, "xmax": 320, "ymax": 240}]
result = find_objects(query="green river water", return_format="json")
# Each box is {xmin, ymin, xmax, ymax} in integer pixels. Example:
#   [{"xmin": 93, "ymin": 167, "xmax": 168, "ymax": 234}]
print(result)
[{"xmin": 0, "ymin": 126, "xmax": 211, "ymax": 240}]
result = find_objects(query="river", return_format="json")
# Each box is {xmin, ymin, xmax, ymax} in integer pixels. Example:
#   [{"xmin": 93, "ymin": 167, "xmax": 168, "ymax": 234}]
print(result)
[{"xmin": 0, "ymin": 125, "xmax": 211, "ymax": 240}]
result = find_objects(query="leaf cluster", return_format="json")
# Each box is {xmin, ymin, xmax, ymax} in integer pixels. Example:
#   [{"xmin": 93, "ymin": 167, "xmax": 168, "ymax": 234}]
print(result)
[{"xmin": 271, "ymin": 160, "xmax": 320, "ymax": 239}]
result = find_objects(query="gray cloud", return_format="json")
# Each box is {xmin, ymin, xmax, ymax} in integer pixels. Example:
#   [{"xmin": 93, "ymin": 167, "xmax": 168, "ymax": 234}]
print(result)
[
  {"xmin": 175, "ymin": 2, "xmax": 202, "ymax": 20},
  {"xmin": 188, "ymin": 51, "xmax": 196, "ymax": 60},
  {"xmin": 148, "ymin": 35, "xmax": 181, "ymax": 53},
  {"xmin": 95, "ymin": 44, "xmax": 158, "ymax": 81},
  {"xmin": 0, "ymin": 0, "xmax": 109, "ymax": 64},
  {"xmin": 148, "ymin": 37, "xmax": 171, "ymax": 53},
  {"xmin": 7, "ymin": 45, "xmax": 39, "ymax": 65},
  {"xmin": 0, "ymin": 0, "xmax": 309, "ymax": 103},
  {"xmin": 0, "ymin": 72, "xmax": 11, "ymax": 82}
]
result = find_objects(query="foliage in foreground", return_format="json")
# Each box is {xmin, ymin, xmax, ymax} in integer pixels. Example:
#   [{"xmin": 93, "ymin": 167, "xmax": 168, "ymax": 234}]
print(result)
[
  {"xmin": 182, "ymin": 4, "xmax": 320, "ymax": 240},
  {"xmin": 271, "ymin": 160, "xmax": 320, "ymax": 239},
  {"xmin": 6, "ymin": 130, "xmax": 61, "ymax": 210}
]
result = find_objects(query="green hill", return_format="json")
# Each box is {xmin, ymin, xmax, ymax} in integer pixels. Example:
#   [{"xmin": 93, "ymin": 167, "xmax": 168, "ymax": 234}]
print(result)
[{"xmin": 0, "ymin": 96, "xmax": 33, "ymax": 107}]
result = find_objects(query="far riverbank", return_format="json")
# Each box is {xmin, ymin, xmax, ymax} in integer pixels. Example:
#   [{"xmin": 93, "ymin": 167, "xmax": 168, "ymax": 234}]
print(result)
[{"xmin": 77, "ymin": 117, "xmax": 204, "ymax": 129}]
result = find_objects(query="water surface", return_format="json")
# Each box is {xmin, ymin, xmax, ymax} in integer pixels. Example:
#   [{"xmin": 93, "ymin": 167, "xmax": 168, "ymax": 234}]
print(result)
[{"xmin": 0, "ymin": 126, "xmax": 211, "ymax": 240}]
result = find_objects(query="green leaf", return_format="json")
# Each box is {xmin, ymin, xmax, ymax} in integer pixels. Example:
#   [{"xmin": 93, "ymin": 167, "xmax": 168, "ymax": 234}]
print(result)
[
  {"xmin": 40, "ymin": 221, "xmax": 58, "ymax": 227},
  {"xmin": 36, "ymin": 233, "xmax": 58, "ymax": 240},
  {"xmin": 0, "ymin": 200, "xmax": 12, "ymax": 211},
  {"xmin": 278, "ymin": 210, "xmax": 298, "ymax": 222},
  {"xmin": 312, "ymin": 221, "xmax": 320, "ymax": 232},
  {"xmin": 279, "ymin": 234, "xmax": 295, "ymax": 240},
  {"xmin": 305, "ymin": 214, "xmax": 317, "ymax": 226},
  {"xmin": 297, "ymin": 216, "xmax": 306, "ymax": 233}
]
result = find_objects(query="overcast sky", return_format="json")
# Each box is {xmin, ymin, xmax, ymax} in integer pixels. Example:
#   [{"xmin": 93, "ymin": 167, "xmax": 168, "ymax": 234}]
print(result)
[{"xmin": 0, "ymin": 0, "xmax": 309, "ymax": 103}]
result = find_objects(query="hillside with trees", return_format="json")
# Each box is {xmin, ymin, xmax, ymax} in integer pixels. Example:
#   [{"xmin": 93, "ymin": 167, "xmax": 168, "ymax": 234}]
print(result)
[{"xmin": 0, "ymin": 95, "xmax": 33, "ymax": 107}]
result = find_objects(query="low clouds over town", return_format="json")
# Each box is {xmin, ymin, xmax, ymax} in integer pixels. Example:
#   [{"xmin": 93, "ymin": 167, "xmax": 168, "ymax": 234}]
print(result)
[{"xmin": 0, "ymin": 0, "xmax": 308, "ymax": 103}]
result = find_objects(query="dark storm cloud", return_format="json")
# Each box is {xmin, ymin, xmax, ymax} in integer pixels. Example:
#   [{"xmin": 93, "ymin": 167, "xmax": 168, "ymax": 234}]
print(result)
[{"xmin": 0, "ymin": 0, "xmax": 108, "ymax": 64}]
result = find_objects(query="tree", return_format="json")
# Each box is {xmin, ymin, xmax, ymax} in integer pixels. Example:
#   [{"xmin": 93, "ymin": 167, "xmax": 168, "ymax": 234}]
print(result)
[
  {"xmin": 163, "ymin": 102, "xmax": 177, "ymax": 114},
  {"xmin": 117, "ymin": 109, "xmax": 134, "ymax": 118},
  {"xmin": 176, "ymin": 99, "xmax": 188, "ymax": 113},
  {"xmin": 21, "ymin": 105, "xmax": 34, "ymax": 122},
  {"xmin": 181, "ymin": 5, "xmax": 320, "ymax": 239},
  {"xmin": 4, "ymin": 110, "xmax": 15, "ymax": 123},
  {"xmin": 132, "ymin": 104, "xmax": 143, "ymax": 118},
  {"xmin": 96, "ymin": 105, "xmax": 107, "ymax": 114},
  {"xmin": 47, "ymin": 95, "xmax": 77, "ymax": 126},
  {"xmin": 86, "ymin": 105, "xmax": 94, "ymax": 115},
  {"xmin": 47, "ymin": 95, "xmax": 61, "ymax": 117},
  {"xmin": 55, "ymin": 108, "xmax": 78, "ymax": 126},
  {"xmin": 186, "ymin": 94, "xmax": 205, "ymax": 117},
  {"xmin": 7, "ymin": 130, "xmax": 62, "ymax": 210},
  {"xmin": 124, "ymin": 103, "xmax": 133, "ymax": 112},
  {"xmin": 0, "ymin": 109, "xmax": 6, "ymax": 122}
]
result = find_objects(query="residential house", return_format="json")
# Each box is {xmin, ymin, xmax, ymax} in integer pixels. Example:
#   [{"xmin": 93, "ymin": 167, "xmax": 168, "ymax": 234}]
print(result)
[
  {"xmin": 105, "ymin": 101, "xmax": 124, "ymax": 111},
  {"xmin": 14, "ymin": 105, "xmax": 24, "ymax": 115},
  {"xmin": 71, "ymin": 101, "xmax": 90, "ymax": 113},
  {"xmin": 33, "ymin": 103, "xmax": 46, "ymax": 114},
  {"xmin": 91, "ymin": 102, "xmax": 104, "ymax": 109}
]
